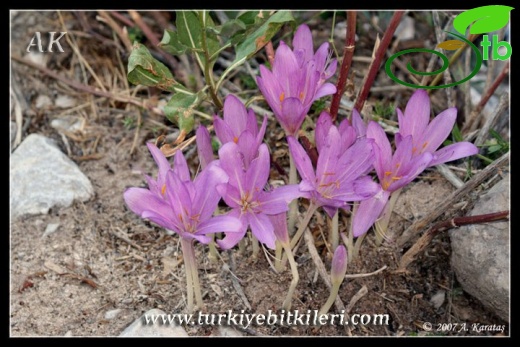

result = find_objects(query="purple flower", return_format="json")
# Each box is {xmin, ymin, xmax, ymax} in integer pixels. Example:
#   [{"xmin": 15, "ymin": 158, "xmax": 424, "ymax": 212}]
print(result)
[
  {"xmin": 352, "ymin": 121, "xmax": 434, "ymax": 237},
  {"xmin": 331, "ymin": 245, "xmax": 348, "ymax": 285},
  {"xmin": 395, "ymin": 89, "xmax": 478, "ymax": 166},
  {"xmin": 288, "ymin": 112, "xmax": 379, "ymax": 218},
  {"xmin": 257, "ymin": 24, "xmax": 337, "ymax": 136},
  {"xmin": 124, "ymin": 143, "xmax": 242, "ymax": 244},
  {"xmin": 216, "ymin": 142, "xmax": 301, "ymax": 250},
  {"xmin": 196, "ymin": 125, "xmax": 214, "ymax": 170},
  {"xmin": 213, "ymin": 94, "xmax": 267, "ymax": 167}
]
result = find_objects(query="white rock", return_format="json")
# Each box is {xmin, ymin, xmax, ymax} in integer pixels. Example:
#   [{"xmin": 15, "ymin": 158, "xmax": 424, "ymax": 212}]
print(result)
[
  {"xmin": 430, "ymin": 290, "xmax": 446, "ymax": 310},
  {"xmin": 394, "ymin": 15, "xmax": 415, "ymax": 41},
  {"xmin": 24, "ymin": 52, "xmax": 48, "ymax": 68},
  {"xmin": 105, "ymin": 309, "xmax": 123, "ymax": 320},
  {"xmin": 64, "ymin": 330, "xmax": 73, "ymax": 337},
  {"xmin": 217, "ymin": 326, "xmax": 243, "ymax": 336},
  {"xmin": 35, "ymin": 95, "xmax": 53, "ymax": 109},
  {"xmin": 50, "ymin": 116, "xmax": 84, "ymax": 133},
  {"xmin": 54, "ymin": 95, "xmax": 76, "ymax": 109},
  {"xmin": 450, "ymin": 174, "xmax": 510, "ymax": 321},
  {"xmin": 10, "ymin": 134, "xmax": 94, "ymax": 218},
  {"xmin": 42, "ymin": 223, "xmax": 60, "ymax": 237},
  {"xmin": 119, "ymin": 309, "xmax": 188, "ymax": 337}
]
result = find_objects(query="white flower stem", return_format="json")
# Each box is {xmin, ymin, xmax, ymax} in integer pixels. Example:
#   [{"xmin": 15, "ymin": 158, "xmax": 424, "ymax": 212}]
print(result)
[
  {"xmin": 374, "ymin": 188, "xmax": 402, "ymax": 246},
  {"xmin": 251, "ymin": 234, "xmax": 260, "ymax": 259},
  {"xmin": 281, "ymin": 203, "xmax": 317, "ymax": 269},
  {"xmin": 318, "ymin": 282, "xmax": 341, "ymax": 316},
  {"xmin": 287, "ymin": 153, "xmax": 298, "ymax": 235},
  {"xmin": 281, "ymin": 243, "xmax": 300, "ymax": 310},
  {"xmin": 329, "ymin": 210, "xmax": 339, "ymax": 252},
  {"xmin": 290, "ymin": 203, "xmax": 318, "ymax": 249},
  {"xmin": 180, "ymin": 237, "xmax": 195, "ymax": 312},
  {"xmin": 274, "ymin": 240, "xmax": 284, "ymax": 272},
  {"xmin": 208, "ymin": 233, "xmax": 219, "ymax": 264}
]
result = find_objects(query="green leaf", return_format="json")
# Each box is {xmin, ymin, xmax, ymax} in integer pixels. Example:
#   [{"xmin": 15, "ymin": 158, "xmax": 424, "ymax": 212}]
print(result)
[
  {"xmin": 213, "ymin": 19, "xmax": 247, "ymax": 37},
  {"xmin": 127, "ymin": 43, "xmax": 180, "ymax": 92},
  {"xmin": 164, "ymin": 90, "xmax": 207, "ymax": 133},
  {"xmin": 233, "ymin": 11, "xmax": 295, "ymax": 64},
  {"xmin": 176, "ymin": 11, "xmax": 220, "ymax": 69},
  {"xmin": 159, "ymin": 29, "xmax": 188, "ymax": 55},
  {"xmin": 451, "ymin": 124, "xmax": 463, "ymax": 142},
  {"xmin": 453, "ymin": 5, "xmax": 514, "ymax": 35}
]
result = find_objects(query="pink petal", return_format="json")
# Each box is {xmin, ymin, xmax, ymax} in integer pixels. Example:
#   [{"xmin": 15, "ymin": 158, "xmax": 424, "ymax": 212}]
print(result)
[
  {"xmin": 316, "ymin": 126, "xmax": 342, "ymax": 185},
  {"xmin": 401, "ymin": 89, "xmax": 430, "ymax": 138},
  {"xmin": 173, "ymin": 150, "xmax": 190, "ymax": 182},
  {"xmin": 257, "ymin": 185, "xmax": 301, "ymax": 214},
  {"xmin": 192, "ymin": 164, "xmax": 228, "ymax": 221},
  {"xmin": 351, "ymin": 109, "xmax": 367, "ymax": 137},
  {"xmin": 352, "ymin": 189, "xmax": 390, "ymax": 237},
  {"xmin": 196, "ymin": 126, "xmax": 214, "ymax": 169},
  {"xmin": 245, "ymin": 143, "xmax": 270, "ymax": 193},
  {"xmin": 196, "ymin": 215, "xmax": 242, "ymax": 235},
  {"xmin": 419, "ymin": 107, "xmax": 457, "ymax": 154},
  {"xmin": 269, "ymin": 213, "xmax": 289, "ymax": 245},
  {"xmin": 223, "ymin": 94, "xmax": 248, "ymax": 135},
  {"xmin": 314, "ymin": 82, "xmax": 336, "ymax": 100},
  {"xmin": 216, "ymin": 211, "xmax": 247, "ymax": 249},
  {"xmin": 248, "ymin": 212, "xmax": 276, "ymax": 249},
  {"xmin": 281, "ymin": 97, "xmax": 306, "ymax": 136},
  {"xmin": 292, "ymin": 24, "xmax": 313, "ymax": 63},
  {"xmin": 287, "ymin": 136, "xmax": 316, "ymax": 183},
  {"xmin": 315, "ymin": 111, "xmax": 333, "ymax": 154},
  {"xmin": 429, "ymin": 142, "xmax": 479, "ymax": 166},
  {"xmin": 388, "ymin": 152, "xmax": 433, "ymax": 192},
  {"xmin": 146, "ymin": 142, "xmax": 171, "ymax": 187},
  {"xmin": 218, "ymin": 142, "xmax": 246, "ymax": 192},
  {"xmin": 367, "ymin": 121, "xmax": 392, "ymax": 179},
  {"xmin": 213, "ymin": 116, "xmax": 234, "ymax": 144}
]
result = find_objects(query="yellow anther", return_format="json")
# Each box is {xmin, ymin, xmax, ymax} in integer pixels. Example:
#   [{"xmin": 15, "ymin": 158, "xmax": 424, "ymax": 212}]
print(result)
[
  {"xmin": 384, "ymin": 171, "xmax": 392, "ymax": 176},
  {"xmin": 161, "ymin": 184, "xmax": 166, "ymax": 196},
  {"xmin": 233, "ymin": 136, "xmax": 239, "ymax": 144},
  {"xmin": 279, "ymin": 92, "xmax": 285, "ymax": 102}
]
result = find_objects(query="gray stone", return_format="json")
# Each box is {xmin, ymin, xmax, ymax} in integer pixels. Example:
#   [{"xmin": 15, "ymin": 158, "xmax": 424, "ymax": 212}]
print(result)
[
  {"xmin": 450, "ymin": 174, "xmax": 510, "ymax": 321},
  {"xmin": 119, "ymin": 309, "xmax": 188, "ymax": 337},
  {"xmin": 10, "ymin": 134, "xmax": 94, "ymax": 219},
  {"xmin": 42, "ymin": 223, "xmax": 60, "ymax": 238},
  {"xmin": 10, "ymin": 121, "xmax": 16, "ymax": 148},
  {"xmin": 35, "ymin": 95, "xmax": 53, "ymax": 109},
  {"xmin": 105, "ymin": 309, "xmax": 122, "ymax": 320}
]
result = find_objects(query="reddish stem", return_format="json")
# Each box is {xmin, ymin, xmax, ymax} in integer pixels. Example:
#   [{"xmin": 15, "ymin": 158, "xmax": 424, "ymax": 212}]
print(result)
[
  {"xmin": 464, "ymin": 61, "xmax": 510, "ymax": 132},
  {"xmin": 399, "ymin": 210, "xmax": 509, "ymax": 270},
  {"xmin": 354, "ymin": 11, "xmax": 404, "ymax": 113},
  {"xmin": 330, "ymin": 11, "xmax": 357, "ymax": 122},
  {"xmin": 265, "ymin": 41, "xmax": 275, "ymax": 67},
  {"xmin": 109, "ymin": 11, "xmax": 135, "ymax": 28}
]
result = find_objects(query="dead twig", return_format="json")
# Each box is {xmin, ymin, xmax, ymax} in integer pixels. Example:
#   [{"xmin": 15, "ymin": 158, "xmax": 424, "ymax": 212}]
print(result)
[
  {"xmin": 398, "ymin": 210, "xmax": 509, "ymax": 270},
  {"xmin": 12, "ymin": 54, "xmax": 165, "ymax": 117},
  {"xmin": 304, "ymin": 228, "xmax": 352, "ymax": 336},
  {"xmin": 345, "ymin": 265, "xmax": 387, "ymax": 279},
  {"xmin": 330, "ymin": 11, "xmax": 356, "ymax": 121},
  {"xmin": 463, "ymin": 61, "xmax": 509, "ymax": 133},
  {"xmin": 109, "ymin": 227, "xmax": 142, "ymax": 251},
  {"xmin": 354, "ymin": 11, "xmax": 404, "ymax": 112},
  {"xmin": 474, "ymin": 92, "xmax": 509, "ymax": 147},
  {"xmin": 97, "ymin": 11, "xmax": 133, "ymax": 52},
  {"xmin": 345, "ymin": 285, "xmax": 368, "ymax": 314},
  {"xmin": 397, "ymin": 152, "xmax": 509, "ymax": 247},
  {"xmin": 225, "ymin": 251, "xmax": 252, "ymax": 310}
]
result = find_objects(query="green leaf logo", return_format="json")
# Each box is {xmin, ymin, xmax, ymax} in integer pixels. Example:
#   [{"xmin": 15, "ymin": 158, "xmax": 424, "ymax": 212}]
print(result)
[{"xmin": 453, "ymin": 5, "xmax": 514, "ymax": 35}]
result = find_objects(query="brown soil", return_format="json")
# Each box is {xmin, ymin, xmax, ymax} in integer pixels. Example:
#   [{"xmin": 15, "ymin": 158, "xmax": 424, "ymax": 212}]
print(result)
[{"xmin": 10, "ymin": 10, "xmax": 509, "ymax": 337}]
